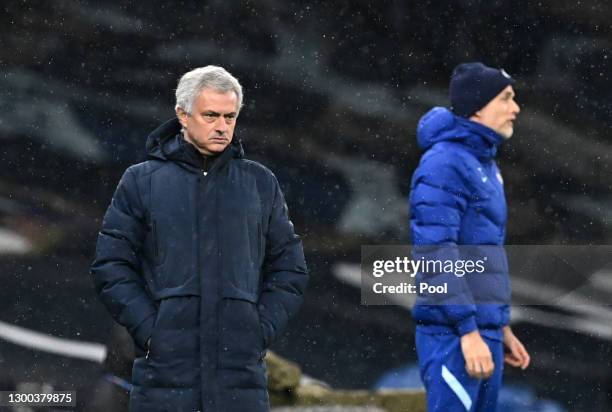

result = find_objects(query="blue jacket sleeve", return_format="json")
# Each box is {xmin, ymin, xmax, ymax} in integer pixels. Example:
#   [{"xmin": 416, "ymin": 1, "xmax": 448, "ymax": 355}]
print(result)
[
  {"xmin": 91, "ymin": 167, "xmax": 157, "ymax": 350},
  {"xmin": 410, "ymin": 170, "xmax": 478, "ymax": 336},
  {"xmin": 257, "ymin": 175, "xmax": 308, "ymax": 347}
]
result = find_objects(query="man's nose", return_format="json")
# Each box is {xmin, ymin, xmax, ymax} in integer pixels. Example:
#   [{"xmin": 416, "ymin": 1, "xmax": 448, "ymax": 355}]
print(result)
[
  {"xmin": 215, "ymin": 118, "xmax": 229, "ymax": 133},
  {"xmin": 512, "ymin": 100, "xmax": 520, "ymax": 114}
]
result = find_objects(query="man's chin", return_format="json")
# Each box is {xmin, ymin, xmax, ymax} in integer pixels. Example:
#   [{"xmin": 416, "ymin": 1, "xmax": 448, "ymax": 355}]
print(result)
[
  {"xmin": 501, "ymin": 127, "xmax": 514, "ymax": 140},
  {"xmin": 206, "ymin": 143, "xmax": 230, "ymax": 154}
]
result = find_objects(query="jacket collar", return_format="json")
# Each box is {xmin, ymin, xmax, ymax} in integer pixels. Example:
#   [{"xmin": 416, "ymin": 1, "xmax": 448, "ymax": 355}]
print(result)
[
  {"xmin": 145, "ymin": 118, "xmax": 244, "ymax": 173},
  {"xmin": 417, "ymin": 107, "xmax": 505, "ymax": 161}
]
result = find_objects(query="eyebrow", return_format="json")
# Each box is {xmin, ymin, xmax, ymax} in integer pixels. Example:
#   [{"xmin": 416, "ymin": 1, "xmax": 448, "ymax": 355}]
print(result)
[{"xmin": 202, "ymin": 110, "xmax": 237, "ymax": 116}]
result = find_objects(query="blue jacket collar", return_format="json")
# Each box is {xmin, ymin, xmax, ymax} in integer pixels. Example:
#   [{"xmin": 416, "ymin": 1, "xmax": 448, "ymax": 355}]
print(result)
[{"xmin": 417, "ymin": 107, "xmax": 504, "ymax": 160}]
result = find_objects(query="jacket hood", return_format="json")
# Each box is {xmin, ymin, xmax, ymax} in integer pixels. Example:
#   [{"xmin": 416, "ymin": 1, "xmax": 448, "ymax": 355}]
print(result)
[
  {"xmin": 416, "ymin": 107, "xmax": 505, "ymax": 160},
  {"xmin": 145, "ymin": 118, "xmax": 244, "ymax": 170}
]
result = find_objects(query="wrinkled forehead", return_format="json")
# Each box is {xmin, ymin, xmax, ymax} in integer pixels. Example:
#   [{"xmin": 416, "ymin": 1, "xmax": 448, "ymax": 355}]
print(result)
[{"xmin": 194, "ymin": 88, "xmax": 239, "ymax": 112}]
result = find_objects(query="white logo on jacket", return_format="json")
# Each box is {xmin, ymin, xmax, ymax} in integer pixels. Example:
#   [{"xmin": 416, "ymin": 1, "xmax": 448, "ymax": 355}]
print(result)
[{"xmin": 477, "ymin": 167, "xmax": 488, "ymax": 183}]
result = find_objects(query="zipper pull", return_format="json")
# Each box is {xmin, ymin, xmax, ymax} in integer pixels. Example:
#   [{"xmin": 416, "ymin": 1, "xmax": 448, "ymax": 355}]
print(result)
[{"xmin": 203, "ymin": 171, "xmax": 208, "ymax": 176}]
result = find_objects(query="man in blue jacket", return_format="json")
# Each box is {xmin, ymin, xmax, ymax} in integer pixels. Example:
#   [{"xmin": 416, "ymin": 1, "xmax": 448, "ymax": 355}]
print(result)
[
  {"xmin": 91, "ymin": 66, "xmax": 308, "ymax": 412},
  {"xmin": 410, "ymin": 62, "xmax": 530, "ymax": 411}
]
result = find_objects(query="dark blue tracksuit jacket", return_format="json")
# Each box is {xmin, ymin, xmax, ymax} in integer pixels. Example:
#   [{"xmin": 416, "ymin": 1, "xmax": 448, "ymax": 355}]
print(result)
[
  {"xmin": 410, "ymin": 107, "xmax": 511, "ymax": 340},
  {"xmin": 91, "ymin": 118, "xmax": 308, "ymax": 412}
]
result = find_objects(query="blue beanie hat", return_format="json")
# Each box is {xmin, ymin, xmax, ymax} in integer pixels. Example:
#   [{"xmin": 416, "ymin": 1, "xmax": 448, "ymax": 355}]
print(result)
[{"xmin": 449, "ymin": 62, "xmax": 515, "ymax": 118}]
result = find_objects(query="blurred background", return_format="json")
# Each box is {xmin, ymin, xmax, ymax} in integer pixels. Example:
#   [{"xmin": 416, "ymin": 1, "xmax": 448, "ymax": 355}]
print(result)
[{"xmin": 1, "ymin": 0, "xmax": 612, "ymax": 410}]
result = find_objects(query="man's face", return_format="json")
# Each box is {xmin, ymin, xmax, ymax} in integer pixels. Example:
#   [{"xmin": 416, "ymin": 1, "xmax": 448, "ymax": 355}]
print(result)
[
  {"xmin": 176, "ymin": 89, "xmax": 239, "ymax": 155},
  {"xmin": 471, "ymin": 85, "xmax": 520, "ymax": 139}
]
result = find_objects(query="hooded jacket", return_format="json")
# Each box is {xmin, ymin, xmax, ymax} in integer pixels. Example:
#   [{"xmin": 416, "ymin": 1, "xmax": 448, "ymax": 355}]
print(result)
[
  {"xmin": 409, "ymin": 107, "xmax": 510, "ymax": 340},
  {"xmin": 91, "ymin": 118, "xmax": 308, "ymax": 412}
]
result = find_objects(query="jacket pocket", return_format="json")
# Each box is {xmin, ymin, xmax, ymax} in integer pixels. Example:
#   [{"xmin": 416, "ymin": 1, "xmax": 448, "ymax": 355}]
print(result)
[
  {"xmin": 133, "ymin": 329, "xmax": 200, "ymax": 389},
  {"xmin": 146, "ymin": 219, "xmax": 160, "ymax": 265},
  {"xmin": 258, "ymin": 222, "xmax": 264, "ymax": 261},
  {"xmin": 152, "ymin": 220, "xmax": 159, "ymax": 261},
  {"xmin": 218, "ymin": 284, "xmax": 265, "ymax": 370},
  {"xmin": 250, "ymin": 221, "xmax": 264, "ymax": 272}
]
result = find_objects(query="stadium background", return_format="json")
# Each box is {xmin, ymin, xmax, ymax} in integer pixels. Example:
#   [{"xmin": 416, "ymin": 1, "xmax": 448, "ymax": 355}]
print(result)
[{"xmin": 1, "ymin": 1, "xmax": 611, "ymax": 410}]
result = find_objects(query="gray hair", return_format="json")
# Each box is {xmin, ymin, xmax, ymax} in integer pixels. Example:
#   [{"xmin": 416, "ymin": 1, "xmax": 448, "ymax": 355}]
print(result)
[{"xmin": 175, "ymin": 65, "xmax": 243, "ymax": 114}]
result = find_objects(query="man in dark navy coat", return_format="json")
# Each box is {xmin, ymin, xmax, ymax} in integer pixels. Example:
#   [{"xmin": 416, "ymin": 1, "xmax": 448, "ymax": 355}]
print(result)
[
  {"xmin": 91, "ymin": 65, "xmax": 308, "ymax": 412},
  {"xmin": 410, "ymin": 63, "xmax": 530, "ymax": 411}
]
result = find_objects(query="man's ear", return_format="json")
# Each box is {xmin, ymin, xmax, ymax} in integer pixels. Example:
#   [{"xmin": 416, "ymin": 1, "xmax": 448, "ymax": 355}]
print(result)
[{"xmin": 176, "ymin": 107, "xmax": 188, "ymax": 128}]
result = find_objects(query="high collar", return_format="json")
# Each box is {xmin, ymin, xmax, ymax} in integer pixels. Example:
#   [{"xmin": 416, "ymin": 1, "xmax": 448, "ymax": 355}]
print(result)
[
  {"xmin": 145, "ymin": 118, "xmax": 244, "ymax": 173},
  {"xmin": 416, "ymin": 107, "xmax": 505, "ymax": 161},
  {"xmin": 180, "ymin": 137, "xmax": 220, "ymax": 173}
]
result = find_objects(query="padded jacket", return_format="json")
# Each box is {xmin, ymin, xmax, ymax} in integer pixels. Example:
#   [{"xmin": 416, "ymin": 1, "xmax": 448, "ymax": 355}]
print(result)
[
  {"xmin": 409, "ymin": 107, "xmax": 510, "ymax": 340},
  {"xmin": 91, "ymin": 118, "xmax": 308, "ymax": 411}
]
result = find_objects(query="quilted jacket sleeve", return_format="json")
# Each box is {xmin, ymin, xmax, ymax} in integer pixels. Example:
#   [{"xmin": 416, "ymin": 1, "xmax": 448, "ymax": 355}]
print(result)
[
  {"xmin": 410, "ymin": 161, "xmax": 478, "ymax": 336},
  {"xmin": 91, "ymin": 167, "xmax": 157, "ymax": 350},
  {"xmin": 257, "ymin": 175, "xmax": 308, "ymax": 347}
]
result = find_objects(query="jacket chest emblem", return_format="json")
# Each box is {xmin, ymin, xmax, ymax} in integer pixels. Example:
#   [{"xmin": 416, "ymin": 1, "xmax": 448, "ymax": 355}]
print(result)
[
  {"xmin": 477, "ymin": 167, "xmax": 504, "ymax": 186},
  {"xmin": 476, "ymin": 167, "xmax": 488, "ymax": 183}
]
